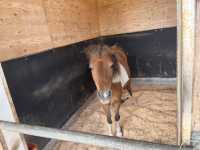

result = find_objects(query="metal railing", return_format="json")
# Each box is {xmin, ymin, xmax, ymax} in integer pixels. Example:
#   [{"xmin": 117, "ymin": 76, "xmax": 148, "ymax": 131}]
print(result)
[{"xmin": 0, "ymin": 121, "xmax": 193, "ymax": 150}]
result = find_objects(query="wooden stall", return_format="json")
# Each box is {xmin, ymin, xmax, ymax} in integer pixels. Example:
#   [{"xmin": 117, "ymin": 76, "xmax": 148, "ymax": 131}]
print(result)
[{"xmin": 0, "ymin": 0, "xmax": 199, "ymax": 150}]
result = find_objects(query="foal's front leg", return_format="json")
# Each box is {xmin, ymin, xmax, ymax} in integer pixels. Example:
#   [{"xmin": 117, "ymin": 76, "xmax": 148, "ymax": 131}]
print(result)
[
  {"xmin": 102, "ymin": 104, "xmax": 113, "ymax": 136},
  {"xmin": 113, "ymin": 102, "xmax": 123, "ymax": 137}
]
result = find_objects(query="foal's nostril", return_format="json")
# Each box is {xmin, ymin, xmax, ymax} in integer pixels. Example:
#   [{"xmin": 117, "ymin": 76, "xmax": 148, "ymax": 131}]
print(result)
[
  {"xmin": 107, "ymin": 90, "xmax": 112, "ymax": 97},
  {"xmin": 97, "ymin": 91, "xmax": 101, "ymax": 99}
]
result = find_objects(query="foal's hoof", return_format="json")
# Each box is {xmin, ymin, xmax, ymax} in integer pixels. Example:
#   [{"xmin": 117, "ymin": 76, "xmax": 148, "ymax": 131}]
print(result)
[
  {"xmin": 109, "ymin": 132, "xmax": 114, "ymax": 136},
  {"xmin": 116, "ymin": 127, "xmax": 123, "ymax": 137}
]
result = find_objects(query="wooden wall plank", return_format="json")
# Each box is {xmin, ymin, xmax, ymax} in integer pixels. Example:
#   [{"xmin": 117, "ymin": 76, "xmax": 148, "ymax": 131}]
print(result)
[
  {"xmin": 98, "ymin": 0, "xmax": 177, "ymax": 36},
  {"xmin": 192, "ymin": 0, "xmax": 200, "ymax": 132},
  {"xmin": 0, "ymin": 0, "xmax": 53, "ymax": 61},
  {"xmin": 0, "ymin": 0, "xmax": 177, "ymax": 61},
  {"xmin": 43, "ymin": 0, "xmax": 99, "ymax": 48},
  {"xmin": 0, "ymin": 0, "xmax": 99, "ymax": 61}
]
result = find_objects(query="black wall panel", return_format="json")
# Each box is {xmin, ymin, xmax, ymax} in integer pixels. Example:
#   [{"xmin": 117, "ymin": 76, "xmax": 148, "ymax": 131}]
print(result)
[
  {"xmin": 2, "ymin": 39, "xmax": 97, "ymax": 148},
  {"xmin": 101, "ymin": 27, "xmax": 177, "ymax": 77}
]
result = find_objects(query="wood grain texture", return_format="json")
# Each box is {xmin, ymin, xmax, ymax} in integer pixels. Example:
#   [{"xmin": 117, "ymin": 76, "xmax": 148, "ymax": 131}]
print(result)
[
  {"xmin": 0, "ymin": 0, "xmax": 99, "ymax": 61},
  {"xmin": 192, "ymin": 0, "xmax": 200, "ymax": 132},
  {"xmin": 46, "ymin": 85, "xmax": 177, "ymax": 150},
  {"xmin": 43, "ymin": 0, "xmax": 99, "ymax": 48},
  {"xmin": 181, "ymin": 0, "xmax": 196, "ymax": 144},
  {"xmin": 0, "ymin": 0, "xmax": 52, "ymax": 61},
  {"xmin": 98, "ymin": 0, "xmax": 177, "ymax": 36},
  {"xmin": 0, "ymin": 0, "xmax": 177, "ymax": 60}
]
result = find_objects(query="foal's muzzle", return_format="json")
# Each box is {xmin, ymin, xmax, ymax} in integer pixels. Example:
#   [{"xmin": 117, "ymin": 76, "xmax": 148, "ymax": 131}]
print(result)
[{"xmin": 97, "ymin": 90, "xmax": 112, "ymax": 104}]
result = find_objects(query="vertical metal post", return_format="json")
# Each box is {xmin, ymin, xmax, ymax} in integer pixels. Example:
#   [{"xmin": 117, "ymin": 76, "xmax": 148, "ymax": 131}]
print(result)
[{"xmin": 176, "ymin": 0, "xmax": 182, "ymax": 145}]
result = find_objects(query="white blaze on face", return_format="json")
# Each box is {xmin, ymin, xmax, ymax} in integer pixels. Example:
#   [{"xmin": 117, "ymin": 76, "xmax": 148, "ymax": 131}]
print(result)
[{"xmin": 112, "ymin": 63, "xmax": 129, "ymax": 87}]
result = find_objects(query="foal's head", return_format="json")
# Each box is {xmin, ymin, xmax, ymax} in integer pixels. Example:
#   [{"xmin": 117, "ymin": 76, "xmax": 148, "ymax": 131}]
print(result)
[{"xmin": 85, "ymin": 45, "xmax": 117, "ymax": 104}]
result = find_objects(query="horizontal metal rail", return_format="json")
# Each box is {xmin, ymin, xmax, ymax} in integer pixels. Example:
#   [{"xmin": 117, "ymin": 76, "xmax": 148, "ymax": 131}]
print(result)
[
  {"xmin": 0, "ymin": 121, "xmax": 193, "ymax": 150},
  {"xmin": 192, "ymin": 132, "xmax": 200, "ymax": 143}
]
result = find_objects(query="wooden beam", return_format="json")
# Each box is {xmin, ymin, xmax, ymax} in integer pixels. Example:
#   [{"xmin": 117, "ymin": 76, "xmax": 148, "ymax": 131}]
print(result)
[
  {"xmin": 179, "ymin": 0, "xmax": 196, "ymax": 145},
  {"xmin": 0, "ymin": 64, "xmax": 27, "ymax": 150},
  {"xmin": 192, "ymin": 0, "xmax": 200, "ymax": 133}
]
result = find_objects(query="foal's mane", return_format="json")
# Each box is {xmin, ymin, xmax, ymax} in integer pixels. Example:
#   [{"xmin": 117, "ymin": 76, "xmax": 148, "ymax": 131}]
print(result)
[{"xmin": 84, "ymin": 44, "xmax": 113, "ymax": 58}]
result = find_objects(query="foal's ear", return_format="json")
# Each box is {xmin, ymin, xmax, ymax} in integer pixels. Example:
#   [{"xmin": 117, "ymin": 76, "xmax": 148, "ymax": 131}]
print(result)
[
  {"xmin": 84, "ymin": 46, "xmax": 91, "ymax": 60},
  {"xmin": 111, "ymin": 54, "xmax": 118, "ymax": 71},
  {"xmin": 111, "ymin": 54, "xmax": 117, "ymax": 64},
  {"xmin": 84, "ymin": 44, "xmax": 101, "ymax": 60}
]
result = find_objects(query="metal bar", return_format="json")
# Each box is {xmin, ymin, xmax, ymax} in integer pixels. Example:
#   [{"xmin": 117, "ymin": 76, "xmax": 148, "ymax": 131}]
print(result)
[
  {"xmin": 176, "ymin": 0, "xmax": 182, "ymax": 145},
  {"xmin": 181, "ymin": 0, "xmax": 196, "ymax": 145},
  {"xmin": 191, "ymin": 132, "xmax": 200, "ymax": 149},
  {"xmin": 191, "ymin": 132, "xmax": 200, "ymax": 143},
  {"xmin": 0, "ymin": 121, "xmax": 193, "ymax": 150},
  {"xmin": 132, "ymin": 78, "xmax": 176, "ymax": 86}
]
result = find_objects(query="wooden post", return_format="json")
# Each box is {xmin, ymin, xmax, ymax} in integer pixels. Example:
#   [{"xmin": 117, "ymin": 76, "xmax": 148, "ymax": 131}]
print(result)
[
  {"xmin": 192, "ymin": 0, "xmax": 200, "ymax": 133},
  {"xmin": 177, "ymin": 0, "xmax": 196, "ymax": 145},
  {"xmin": 0, "ymin": 64, "xmax": 27, "ymax": 150}
]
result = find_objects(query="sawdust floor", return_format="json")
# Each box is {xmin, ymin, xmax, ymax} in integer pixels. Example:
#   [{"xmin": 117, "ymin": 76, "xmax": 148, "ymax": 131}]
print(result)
[{"xmin": 50, "ymin": 85, "xmax": 177, "ymax": 150}]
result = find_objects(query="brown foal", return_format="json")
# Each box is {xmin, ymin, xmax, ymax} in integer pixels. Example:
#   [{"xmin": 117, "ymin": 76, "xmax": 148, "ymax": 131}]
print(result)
[{"xmin": 85, "ymin": 44, "xmax": 132, "ymax": 137}]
